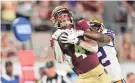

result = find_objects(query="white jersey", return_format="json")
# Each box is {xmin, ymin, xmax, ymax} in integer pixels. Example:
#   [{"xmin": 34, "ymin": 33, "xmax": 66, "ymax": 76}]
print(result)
[{"xmin": 97, "ymin": 29, "xmax": 122, "ymax": 82}]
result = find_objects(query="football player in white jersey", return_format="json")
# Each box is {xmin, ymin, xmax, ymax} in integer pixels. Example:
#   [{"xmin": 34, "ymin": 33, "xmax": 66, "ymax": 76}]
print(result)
[{"xmin": 85, "ymin": 20, "xmax": 126, "ymax": 83}]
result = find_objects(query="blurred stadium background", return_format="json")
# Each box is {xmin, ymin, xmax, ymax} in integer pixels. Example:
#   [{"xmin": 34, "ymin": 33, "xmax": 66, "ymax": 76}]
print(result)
[{"xmin": 1, "ymin": 1, "xmax": 135, "ymax": 83}]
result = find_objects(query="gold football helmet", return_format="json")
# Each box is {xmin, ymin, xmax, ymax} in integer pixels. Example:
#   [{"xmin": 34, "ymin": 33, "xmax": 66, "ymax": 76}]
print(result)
[
  {"xmin": 89, "ymin": 20, "xmax": 105, "ymax": 32},
  {"xmin": 51, "ymin": 6, "xmax": 74, "ymax": 28}
]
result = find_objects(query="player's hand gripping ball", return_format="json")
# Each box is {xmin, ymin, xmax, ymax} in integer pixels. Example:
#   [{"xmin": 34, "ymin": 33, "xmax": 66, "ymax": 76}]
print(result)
[{"xmin": 58, "ymin": 32, "xmax": 71, "ymax": 50}]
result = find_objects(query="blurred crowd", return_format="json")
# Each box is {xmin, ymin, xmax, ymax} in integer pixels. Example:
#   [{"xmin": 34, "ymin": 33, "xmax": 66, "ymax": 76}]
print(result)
[
  {"xmin": 1, "ymin": 1, "xmax": 135, "ymax": 83},
  {"xmin": 1, "ymin": 1, "xmax": 135, "ymax": 31},
  {"xmin": 1, "ymin": 33, "xmax": 21, "ymax": 59},
  {"xmin": 1, "ymin": 1, "xmax": 135, "ymax": 61}
]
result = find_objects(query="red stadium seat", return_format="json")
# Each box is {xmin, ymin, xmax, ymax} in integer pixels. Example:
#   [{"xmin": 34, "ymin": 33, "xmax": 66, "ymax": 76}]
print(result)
[
  {"xmin": 22, "ymin": 66, "xmax": 35, "ymax": 80},
  {"xmin": 18, "ymin": 50, "xmax": 35, "ymax": 66},
  {"xmin": 17, "ymin": 50, "xmax": 36, "ymax": 83}
]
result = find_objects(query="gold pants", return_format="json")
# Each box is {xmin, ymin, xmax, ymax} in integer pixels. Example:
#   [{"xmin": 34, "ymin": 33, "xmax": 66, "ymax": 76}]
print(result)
[{"xmin": 76, "ymin": 64, "xmax": 111, "ymax": 83}]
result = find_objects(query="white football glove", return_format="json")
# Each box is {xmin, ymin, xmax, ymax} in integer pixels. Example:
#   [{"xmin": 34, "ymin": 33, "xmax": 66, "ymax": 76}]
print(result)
[{"xmin": 60, "ymin": 32, "xmax": 80, "ymax": 44}]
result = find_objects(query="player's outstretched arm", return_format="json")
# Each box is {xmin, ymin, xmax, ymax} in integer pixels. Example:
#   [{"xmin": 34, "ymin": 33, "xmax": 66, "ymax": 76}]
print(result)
[
  {"xmin": 83, "ymin": 31, "xmax": 111, "ymax": 43},
  {"xmin": 79, "ymin": 39, "xmax": 98, "ymax": 53},
  {"xmin": 75, "ymin": 20, "xmax": 111, "ymax": 43}
]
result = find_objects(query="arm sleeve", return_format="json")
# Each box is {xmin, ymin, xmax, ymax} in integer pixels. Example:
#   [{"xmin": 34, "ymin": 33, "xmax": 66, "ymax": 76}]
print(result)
[
  {"xmin": 98, "ymin": 29, "xmax": 115, "ymax": 46},
  {"xmin": 53, "ymin": 40, "xmax": 65, "ymax": 63},
  {"xmin": 102, "ymin": 29, "xmax": 115, "ymax": 41}
]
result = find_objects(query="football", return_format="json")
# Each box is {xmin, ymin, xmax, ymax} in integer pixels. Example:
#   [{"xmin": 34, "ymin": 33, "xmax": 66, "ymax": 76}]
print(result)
[{"xmin": 58, "ymin": 32, "xmax": 71, "ymax": 50}]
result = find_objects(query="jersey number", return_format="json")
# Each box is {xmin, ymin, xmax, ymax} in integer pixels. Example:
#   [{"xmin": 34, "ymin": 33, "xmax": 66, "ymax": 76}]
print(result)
[{"xmin": 98, "ymin": 47, "xmax": 111, "ymax": 67}]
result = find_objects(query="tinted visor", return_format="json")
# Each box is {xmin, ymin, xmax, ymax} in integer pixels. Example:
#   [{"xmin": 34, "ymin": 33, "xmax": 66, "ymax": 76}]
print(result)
[
  {"xmin": 54, "ymin": 9, "xmax": 70, "ymax": 18},
  {"xmin": 90, "ymin": 22, "xmax": 101, "ymax": 30}
]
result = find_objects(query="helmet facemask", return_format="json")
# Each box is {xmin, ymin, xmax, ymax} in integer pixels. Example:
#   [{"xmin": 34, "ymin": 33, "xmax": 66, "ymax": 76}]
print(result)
[{"xmin": 51, "ymin": 7, "xmax": 74, "ymax": 29}]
